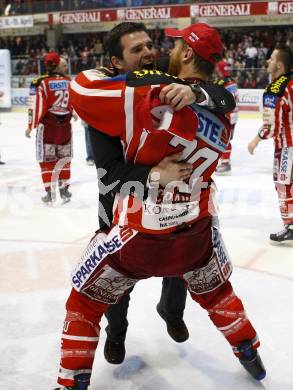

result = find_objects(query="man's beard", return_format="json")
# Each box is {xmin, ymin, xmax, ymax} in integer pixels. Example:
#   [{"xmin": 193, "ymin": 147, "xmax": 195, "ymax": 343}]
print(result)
[{"xmin": 168, "ymin": 52, "xmax": 182, "ymax": 77}]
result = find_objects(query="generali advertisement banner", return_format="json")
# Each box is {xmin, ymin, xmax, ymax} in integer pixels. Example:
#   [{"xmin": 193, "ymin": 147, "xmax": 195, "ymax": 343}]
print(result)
[
  {"xmin": 188, "ymin": 1, "xmax": 293, "ymax": 17},
  {"xmin": 55, "ymin": 1, "xmax": 293, "ymax": 31},
  {"xmin": 57, "ymin": 1, "xmax": 293, "ymax": 22},
  {"xmin": 59, "ymin": 9, "xmax": 116, "ymax": 24},
  {"xmin": 190, "ymin": 1, "xmax": 293, "ymax": 27}
]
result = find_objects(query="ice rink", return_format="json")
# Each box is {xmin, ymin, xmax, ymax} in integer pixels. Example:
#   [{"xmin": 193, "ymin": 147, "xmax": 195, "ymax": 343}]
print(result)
[{"xmin": 0, "ymin": 111, "xmax": 292, "ymax": 390}]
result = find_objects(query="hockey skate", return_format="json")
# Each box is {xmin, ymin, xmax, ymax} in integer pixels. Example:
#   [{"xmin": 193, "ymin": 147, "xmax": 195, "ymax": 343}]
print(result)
[
  {"xmin": 215, "ymin": 162, "xmax": 231, "ymax": 174},
  {"xmin": 54, "ymin": 373, "xmax": 90, "ymax": 390},
  {"xmin": 237, "ymin": 340, "xmax": 266, "ymax": 381},
  {"xmin": 60, "ymin": 187, "xmax": 72, "ymax": 203},
  {"xmin": 270, "ymin": 224, "xmax": 293, "ymax": 245},
  {"xmin": 41, "ymin": 190, "xmax": 55, "ymax": 205}
]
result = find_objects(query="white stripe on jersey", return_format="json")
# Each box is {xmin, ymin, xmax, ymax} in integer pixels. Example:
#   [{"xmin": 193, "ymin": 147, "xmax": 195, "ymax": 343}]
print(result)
[
  {"xmin": 41, "ymin": 80, "xmax": 48, "ymax": 98},
  {"xmin": 61, "ymin": 334, "xmax": 99, "ymax": 342},
  {"xmin": 134, "ymin": 130, "xmax": 148, "ymax": 163},
  {"xmin": 71, "ymin": 79, "xmax": 122, "ymax": 97},
  {"xmin": 37, "ymin": 88, "xmax": 43, "ymax": 127},
  {"xmin": 124, "ymin": 86, "xmax": 134, "ymax": 146}
]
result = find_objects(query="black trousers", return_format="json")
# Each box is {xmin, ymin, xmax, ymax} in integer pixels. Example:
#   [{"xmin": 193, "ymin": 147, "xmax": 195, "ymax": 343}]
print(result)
[{"xmin": 104, "ymin": 277, "xmax": 187, "ymax": 342}]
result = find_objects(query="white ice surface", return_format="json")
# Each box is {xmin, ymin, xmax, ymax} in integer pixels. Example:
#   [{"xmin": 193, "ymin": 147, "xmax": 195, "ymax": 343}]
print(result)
[{"xmin": 0, "ymin": 112, "xmax": 292, "ymax": 390}]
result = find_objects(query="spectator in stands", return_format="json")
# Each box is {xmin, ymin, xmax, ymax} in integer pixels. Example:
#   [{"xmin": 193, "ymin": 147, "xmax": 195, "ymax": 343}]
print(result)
[
  {"xmin": 258, "ymin": 42, "xmax": 268, "ymax": 66},
  {"xmin": 245, "ymin": 41, "xmax": 258, "ymax": 68},
  {"xmin": 242, "ymin": 72, "xmax": 257, "ymax": 88}
]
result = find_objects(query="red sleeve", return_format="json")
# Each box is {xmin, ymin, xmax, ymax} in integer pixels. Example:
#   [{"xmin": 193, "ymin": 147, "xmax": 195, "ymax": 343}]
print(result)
[
  {"xmin": 30, "ymin": 79, "xmax": 48, "ymax": 129},
  {"xmin": 70, "ymin": 70, "xmax": 127, "ymax": 136}
]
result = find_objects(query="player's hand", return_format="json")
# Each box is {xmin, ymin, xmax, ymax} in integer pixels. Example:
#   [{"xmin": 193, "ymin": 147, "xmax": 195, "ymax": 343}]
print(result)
[
  {"xmin": 149, "ymin": 152, "xmax": 193, "ymax": 187},
  {"xmin": 248, "ymin": 135, "xmax": 261, "ymax": 155},
  {"xmin": 25, "ymin": 128, "xmax": 31, "ymax": 138},
  {"xmin": 159, "ymin": 84, "xmax": 196, "ymax": 111}
]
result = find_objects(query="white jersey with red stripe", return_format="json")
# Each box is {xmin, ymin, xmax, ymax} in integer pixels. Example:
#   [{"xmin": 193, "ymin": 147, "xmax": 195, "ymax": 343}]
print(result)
[
  {"xmin": 70, "ymin": 69, "xmax": 231, "ymax": 234},
  {"xmin": 28, "ymin": 73, "xmax": 72, "ymax": 130},
  {"xmin": 258, "ymin": 72, "xmax": 293, "ymax": 148},
  {"xmin": 215, "ymin": 77, "xmax": 239, "ymax": 126}
]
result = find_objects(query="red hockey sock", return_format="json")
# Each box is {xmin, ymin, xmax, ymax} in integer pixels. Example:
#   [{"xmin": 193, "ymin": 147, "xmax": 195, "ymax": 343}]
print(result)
[
  {"xmin": 190, "ymin": 281, "xmax": 259, "ymax": 354},
  {"xmin": 39, "ymin": 162, "xmax": 56, "ymax": 191},
  {"xmin": 221, "ymin": 142, "xmax": 232, "ymax": 163},
  {"xmin": 277, "ymin": 184, "xmax": 293, "ymax": 225},
  {"xmin": 57, "ymin": 289, "xmax": 109, "ymax": 387},
  {"xmin": 59, "ymin": 161, "xmax": 71, "ymax": 183}
]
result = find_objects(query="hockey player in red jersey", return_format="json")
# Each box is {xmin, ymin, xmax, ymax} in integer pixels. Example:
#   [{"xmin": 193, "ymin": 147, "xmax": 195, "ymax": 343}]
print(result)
[
  {"xmin": 248, "ymin": 45, "xmax": 293, "ymax": 244},
  {"xmin": 215, "ymin": 60, "xmax": 239, "ymax": 173},
  {"xmin": 54, "ymin": 23, "xmax": 265, "ymax": 390},
  {"xmin": 25, "ymin": 52, "xmax": 73, "ymax": 204}
]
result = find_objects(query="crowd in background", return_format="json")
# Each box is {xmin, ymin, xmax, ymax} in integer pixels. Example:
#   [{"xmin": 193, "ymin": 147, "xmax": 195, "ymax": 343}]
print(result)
[{"xmin": 2, "ymin": 26, "xmax": 292, "ymax": 89}]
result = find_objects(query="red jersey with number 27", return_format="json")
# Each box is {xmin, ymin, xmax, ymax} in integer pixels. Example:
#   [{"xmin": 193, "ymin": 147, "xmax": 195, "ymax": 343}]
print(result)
[{"xmin": 70, "ymin": 69, "xmax": 232, "ymax": 234}]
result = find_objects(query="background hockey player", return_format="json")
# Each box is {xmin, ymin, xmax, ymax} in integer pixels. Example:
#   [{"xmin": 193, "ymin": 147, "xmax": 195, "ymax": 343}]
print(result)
[
  {"xmin": 54, "ymin": 23, "xmax": 265, "ymax": 390},
  {"xmin": 25, "ymin": 52, "xmax": 73, "ymax": 204},
  {"xmin": 248, "ymin": 45, "xmax": 293, "ymax": 244},
  {"xmin": 215, "ymin": 60, "xmax": 239, "ymax": 173}
]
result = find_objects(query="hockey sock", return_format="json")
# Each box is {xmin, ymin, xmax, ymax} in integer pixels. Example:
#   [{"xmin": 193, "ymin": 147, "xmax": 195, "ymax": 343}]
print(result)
[
  {"xmin": 39, "ymin": 162, "xmax": 56, "ymax": 191},
  {"xmin": 57, "ymin": 289, "xmax": 109, "ymax": 387},
  {"xmin": 190, "ymin": 281, "xmax": 259, "ymax": 354},
  {"xmin": 221, "ymin": 142, "xmax": 232, "ymax": 162},
  {"xmin": 276, "ymin": 184, "xmax": 293, "ymax": 225}
]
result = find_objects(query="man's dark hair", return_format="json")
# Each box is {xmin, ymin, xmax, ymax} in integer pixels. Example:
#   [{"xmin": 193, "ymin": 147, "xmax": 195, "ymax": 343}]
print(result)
[
  {"xmin": 103, "ymin": 22, "xmax": 148, "ymax": 60},
  {"xmin": 276, "ymin": 44, "xmax": 293, "ymax": 73},
  {"xmin": 180, "ymin": 39, "xmax": 221, "ymax": 77}
]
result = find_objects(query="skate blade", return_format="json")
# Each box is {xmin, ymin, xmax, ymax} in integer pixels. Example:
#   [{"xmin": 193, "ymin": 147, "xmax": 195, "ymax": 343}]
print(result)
[
  {"xmin": 269, "ymin": 239, "xmax": 293, "ymax": 247},
  {"xmin": 259, "ymin": 377, "xmax": 271, "ymax": 389},
  {"xmin": 61, "ymin": 198, "xmax": 71, "ymax": 205},
  {"xmin": 42, "ymin": 200, "xmax": 56, "ymax": 206},
  {"xmin": 215, "ymin": 171, "xmax": 231, "ymax": 176}
]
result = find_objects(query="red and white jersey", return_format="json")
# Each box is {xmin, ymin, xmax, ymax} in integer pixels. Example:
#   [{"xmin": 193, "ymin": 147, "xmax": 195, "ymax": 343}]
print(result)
[
  {"xmin": 70, "ymin": 69, "xmax": 231, "ymax": 234},
  {"xmin": 215, "ymin": 77, "xmax": 239, "ymax": 126},
  {"xmin": 28, "ymin": 73, "xmax": 72, "ymax": 130},
  {"xmin": 259, "ymin": 73, "xmax": 293, "ymax": 149}
]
